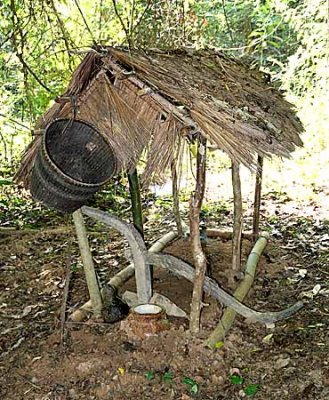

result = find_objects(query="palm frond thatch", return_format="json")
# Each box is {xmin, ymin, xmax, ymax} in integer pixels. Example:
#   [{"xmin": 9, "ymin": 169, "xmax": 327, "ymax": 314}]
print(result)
[{"xmin": 15, "ymin": 47, "xmax": 303, "ymax": 187}]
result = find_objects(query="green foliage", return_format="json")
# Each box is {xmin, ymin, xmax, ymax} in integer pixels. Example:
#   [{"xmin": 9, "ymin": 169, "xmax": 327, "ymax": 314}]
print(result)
[
  {"xmin": 0, "ymin": 0, "xmax": 327, "ymax": 197},
  {"xmin": 162, "ymin": 371, "xmax": 174, "ymax": 382},
  {"xmin": 183, "ymin": 377, "xmax": 199, "ymax": 394},
  {"xmin": 145, "ymin": 371, "xmax": 155, "ymax": 381},
  {"xmin": 229, "ymin": 374, "xmax": 244, "ymax": 385},
  {"xmin": 244, "ymin": 383, "xmax": 260, "ymax": 396}
]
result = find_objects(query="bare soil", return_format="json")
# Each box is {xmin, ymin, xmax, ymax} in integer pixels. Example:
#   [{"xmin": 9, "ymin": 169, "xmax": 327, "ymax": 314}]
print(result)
[{"xmin": 0, "ymin": 205, "xmax": 328, "ymax": 400}]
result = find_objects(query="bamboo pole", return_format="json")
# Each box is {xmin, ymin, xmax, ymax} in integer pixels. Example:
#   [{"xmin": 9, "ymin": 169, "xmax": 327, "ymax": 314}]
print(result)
[
  {"xmin": 205, "ymin": 232, "xmax": 270, "ymax": 348},
  {"xmin": 72, "ymin": 209, "xmax": 103, "ymax": 318},
  {"xmin": 231, "ymin": 160, "xmax": 243, "ymax": 283},
  {"xmin": 253, "ymin": 155, "xmax": 263, "ymax": 242},
  {"xmin": 189, "ymin": 136, "xmax": 207, "ymax": 334},
  {"xmin": 128, "ymin": 168, "xmax": 144, "ymax": 238}
]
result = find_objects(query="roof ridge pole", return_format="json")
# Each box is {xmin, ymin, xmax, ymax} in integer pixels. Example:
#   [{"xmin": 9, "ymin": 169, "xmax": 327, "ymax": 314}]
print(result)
[
  {"xmin": 231, "ymin": 160, "xmax": 243, "ymax": 286},
  {"xmin": 252, "ymin": 155, "xmax": 263, "ymax": 243},
  {"xmin": 189, "ymin": 135, "xmax": 207, "ymax": 334}
]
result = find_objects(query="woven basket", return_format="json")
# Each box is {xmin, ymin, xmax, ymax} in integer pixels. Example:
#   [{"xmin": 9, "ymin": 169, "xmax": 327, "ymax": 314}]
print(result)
[{"xmin": 31, "ymin": 119, "xmax": 117, "ymax": 213}]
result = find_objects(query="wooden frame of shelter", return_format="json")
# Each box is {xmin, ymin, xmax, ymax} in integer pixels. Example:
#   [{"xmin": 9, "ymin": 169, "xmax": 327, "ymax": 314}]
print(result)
[{"xmin": 15, "ymin": 47, "xmax": 304, "ymax": 344}]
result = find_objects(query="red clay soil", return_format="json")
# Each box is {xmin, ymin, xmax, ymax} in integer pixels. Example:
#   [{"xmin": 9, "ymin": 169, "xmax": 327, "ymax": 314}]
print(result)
[{"xmin": 0, "ymin": 230, "xmax": 328, "ymax": 399}]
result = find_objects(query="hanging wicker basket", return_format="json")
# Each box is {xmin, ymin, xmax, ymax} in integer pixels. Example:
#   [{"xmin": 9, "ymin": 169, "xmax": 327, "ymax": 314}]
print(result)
[{"xmin": 31, "ymin": 119, "xmax": 117, "ymax": 213}]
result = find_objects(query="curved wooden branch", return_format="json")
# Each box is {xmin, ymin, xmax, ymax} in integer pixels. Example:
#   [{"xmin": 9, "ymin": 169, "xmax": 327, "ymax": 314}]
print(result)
[
  {"xmin": 147, "ymin": 253, "xmax": 303, "ymax": 325},
  {"xmin": 69, "ymin": 230, "xmax": 177, "ymax": 322},
  {"xmin": 81, "ymin": 206, "xmax": 151, "ymax": 303}
]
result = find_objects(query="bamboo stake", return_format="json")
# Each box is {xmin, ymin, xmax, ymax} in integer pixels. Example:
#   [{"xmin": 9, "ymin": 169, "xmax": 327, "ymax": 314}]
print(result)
[
  {"xmin": 171, "ymin": 163, "xmax": 183, "ymax": 237},
  {"xmin": 72, "ymin": 209, "xmax": 103, "ymax": 318},
  {"xmin": 128, "ymin": 168, "xmax": 144, "ymax": 238},
  {"xmin": 231, "ymin": 160, "xmax": 243, "ymax": 283},
  {"xmin": 253, "ymin": 155, "xmax": 264, "ymax": 242},
  {"xmin": 189, "ymin": 137, "xmax": 207, "ymax": 334},
  {"xmin": 205, "ymin": 232, "xmax": 270, "ymax": 348}
]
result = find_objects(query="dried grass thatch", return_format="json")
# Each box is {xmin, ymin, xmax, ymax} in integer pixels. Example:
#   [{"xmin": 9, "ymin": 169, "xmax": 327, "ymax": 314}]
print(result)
[{"xmin": 15, "ymin": 47, "xmax": 303, "ymax": 187}]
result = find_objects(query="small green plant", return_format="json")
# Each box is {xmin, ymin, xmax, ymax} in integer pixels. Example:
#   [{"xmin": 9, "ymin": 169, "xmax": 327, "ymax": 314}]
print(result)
[
  {"xmin": 162, "ymin": 371, "xmax": 174, "ymax": 382},
  {"xmin": 244, "ymin": 383, "xmax": 260, "ymax": 396},
  {"xmin": 229, "ymin": 374, "xmax": 244, "ymax": 385},
  {"xmin": 229, "ymin": 373, "xmax": 260, "ymax": 397},
  {"xmin": 145, "ymin": 371, "xmax": 155, "ymax": 381},
  {"xmin": 183, "ymin": 377, "xmax": 198, "ymax": 394}
]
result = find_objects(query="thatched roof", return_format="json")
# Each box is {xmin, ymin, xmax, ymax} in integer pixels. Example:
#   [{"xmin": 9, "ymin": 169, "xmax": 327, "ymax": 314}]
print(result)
[{"xmin": 16, "ymin": 47, "xmax": 303, "ymax": 186}]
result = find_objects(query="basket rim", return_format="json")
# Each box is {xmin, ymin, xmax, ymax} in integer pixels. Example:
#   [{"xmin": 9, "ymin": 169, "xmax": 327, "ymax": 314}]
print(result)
[{"xmin": 41, "ymin": 118, "xmax": 117, "ymax": 187}]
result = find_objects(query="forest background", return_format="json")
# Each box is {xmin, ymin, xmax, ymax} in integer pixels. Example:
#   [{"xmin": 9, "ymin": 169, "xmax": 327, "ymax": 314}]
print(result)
[{"xmin": 0, "ymin": 0, "xmax": 328, "ymax": 209}]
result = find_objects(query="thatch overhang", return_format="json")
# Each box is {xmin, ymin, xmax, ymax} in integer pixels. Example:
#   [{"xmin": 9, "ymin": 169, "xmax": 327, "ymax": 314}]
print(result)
[{"xmin": 16, "ymin": 47, "xmax": 303, "ymax": 186}]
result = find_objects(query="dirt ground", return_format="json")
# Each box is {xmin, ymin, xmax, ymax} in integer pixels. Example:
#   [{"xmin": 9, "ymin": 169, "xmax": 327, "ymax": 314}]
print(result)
[{"xmin": 0, "ymin": 202, "xmax": 328, "ymax": 400}]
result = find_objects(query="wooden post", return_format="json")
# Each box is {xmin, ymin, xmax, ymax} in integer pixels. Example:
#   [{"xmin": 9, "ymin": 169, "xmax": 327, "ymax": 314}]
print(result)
[
  {"xmin": 231, "ymin": 160, "xmax": 243, "ymax": 283},
  {"xmin": 189, "ymin": 136, "xmax": 207, "ymax": 334},
  {"xmin": 253, "ymin": 155, "xmax": 263, "ymax": 242},
  {"xmin": 128, "ymin": 168, "xmax": 144, "ymax": 238},
  {"xmin": 72, "ymin": 209, "xmax": 103, "ymax": 318},
  {"xmin": 171, "ymin": 163, "xmax": 183, "ymax": 236}
]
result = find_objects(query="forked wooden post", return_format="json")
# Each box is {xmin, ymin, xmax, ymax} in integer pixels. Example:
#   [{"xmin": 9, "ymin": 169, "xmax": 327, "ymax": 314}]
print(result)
[
  {"xmin": 189, "ymin": 136, "xmax": 207, "ymax": 334},
  {"xmin": 72, "ymin": 209, "xmax": 103, "ymax": 318},
  {"xmin": 253, "ymin": 155, "xmax": 264, "ymax": 242}
]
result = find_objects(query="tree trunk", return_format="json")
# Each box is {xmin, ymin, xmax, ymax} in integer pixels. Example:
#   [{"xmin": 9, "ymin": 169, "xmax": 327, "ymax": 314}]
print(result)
[
  {"xmin": 72, "ymin": 209, "xmax": 103, "ymax": 318},
  {"xmin": 253, "ymin": 155, "xmax": 263, "ymax": 242},
  {"xmin": 189, "ymin": 136, "xmax": 207, "ymax": 334}
]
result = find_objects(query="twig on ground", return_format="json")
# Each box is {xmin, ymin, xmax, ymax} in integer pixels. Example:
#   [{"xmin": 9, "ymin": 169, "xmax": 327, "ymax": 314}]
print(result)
[{"xmin": 60, "ymin": 254, "xmax": 71, "ymax": 354}]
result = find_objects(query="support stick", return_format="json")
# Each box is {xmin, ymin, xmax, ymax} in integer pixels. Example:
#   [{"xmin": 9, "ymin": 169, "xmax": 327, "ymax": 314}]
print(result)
[
  {"xmin": 72, "ymin": 209, "xmax": 103, "ymax": 318},
  {"xmin": 253, "ymin": 155, "xmax": 263, "ymax": 242},
  {"xmin": 172, "ymin": 163, "xmax": 183, "ymax": 236},
  {"xmin": 128, "ymin": 168, "xmax": 144, "ymax": 238}
]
